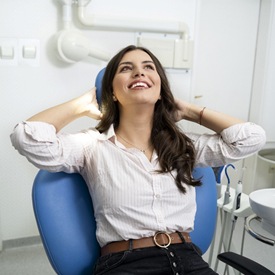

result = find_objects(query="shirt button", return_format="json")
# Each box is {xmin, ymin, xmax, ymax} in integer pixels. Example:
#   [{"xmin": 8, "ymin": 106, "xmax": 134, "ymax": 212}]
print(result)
[
  {"xmin": 170, "ymin": 252, "xmax": 174, "ymax": 257},
  {"xmin": 173, "ymin": 262, "xmax": 177, "ymax": 267},
  {"xmin": 155, "ymin": 194, "xmax": 161, "ymax": 199}
]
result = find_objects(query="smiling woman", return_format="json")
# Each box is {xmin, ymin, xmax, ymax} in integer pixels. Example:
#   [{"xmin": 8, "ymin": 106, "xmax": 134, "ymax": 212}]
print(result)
[
  {"xmin": 112, "ymin": 50, "xmax": 161, "ymax": 111},
  {"xmin": 10, "ymin": 45, "xmax": 266, "ymax": 274}
]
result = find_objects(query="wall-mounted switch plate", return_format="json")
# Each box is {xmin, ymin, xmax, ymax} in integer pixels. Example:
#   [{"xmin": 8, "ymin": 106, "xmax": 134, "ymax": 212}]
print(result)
[
  {"xmin": 0, "ymin": 38, "xmax": 18, "ymax": 66},
  {"xmin": 0, "ymin": 38, "xmax": 40, "ymax": 67},
  {"xmin": 18, "ymin": 39, "xmax": 40, "ymax": 67},
  {"xmin": 0, "ymin": 45, "xmax": 14, "ymax": 59}
]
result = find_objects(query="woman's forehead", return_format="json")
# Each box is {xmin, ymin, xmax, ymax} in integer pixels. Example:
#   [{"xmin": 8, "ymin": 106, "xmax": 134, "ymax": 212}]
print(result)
[{"xmin": 120, "ymin": 49, "xmax": 153, "ymax": 63}]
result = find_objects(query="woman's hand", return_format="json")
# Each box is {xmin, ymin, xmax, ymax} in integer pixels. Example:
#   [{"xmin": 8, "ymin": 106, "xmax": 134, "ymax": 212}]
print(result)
[
  {"xmin": 75, "ymin": 88, "xmax": 103, "ymax": 120},
  {"xmin": 174, "ymin": 98, "xmax": 191, "ymax": 122},
  {"xmin": 27, "ymin": 87, "xmax": 102, "ymax": 132}
]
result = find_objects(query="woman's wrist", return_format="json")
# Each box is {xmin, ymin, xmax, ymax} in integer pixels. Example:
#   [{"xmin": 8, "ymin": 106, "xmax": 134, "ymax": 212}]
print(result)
[
  {"xmin": 73, "ymin": 89, "xmax": 102, "ymax": 120},
  {"xmin": 199, "ymin": 107, "xmax": 206, "ymax": 125},
  {"xmin": 182, "ymin": 103, "xmax": 204, "ymax": 124},
  {"xmin": 72, "ymin": 91, "xmax": 96, "ymax": 117},
  {"xmin": 71, "ymin": 96, "xmax": 88, "ymax": 118}
]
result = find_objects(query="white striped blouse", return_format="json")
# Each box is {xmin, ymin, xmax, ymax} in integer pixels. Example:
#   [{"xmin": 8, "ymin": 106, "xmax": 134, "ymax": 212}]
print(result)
[{"xmin": 10, "ymin": 121, "xmax": 266, "ymax": 247}]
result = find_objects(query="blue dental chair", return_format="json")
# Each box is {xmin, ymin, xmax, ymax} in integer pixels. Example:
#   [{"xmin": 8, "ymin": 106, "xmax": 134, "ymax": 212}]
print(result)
[
  {"xmin": 32, "ymin": 169, "xmax": 275, "ymax": 275},
  {"xmin": 32, "ymin": 69, "xmax": 275, "ymax": 275},
  {"xmin": 32, "ymin": 167, "xmax": 217, "ymax": 275}
]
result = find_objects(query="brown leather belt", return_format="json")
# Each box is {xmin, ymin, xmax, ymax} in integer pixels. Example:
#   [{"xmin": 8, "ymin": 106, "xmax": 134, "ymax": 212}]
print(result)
[{"xmin": 101, "ymin": 231, "xmax": 191, "ymax": 256}]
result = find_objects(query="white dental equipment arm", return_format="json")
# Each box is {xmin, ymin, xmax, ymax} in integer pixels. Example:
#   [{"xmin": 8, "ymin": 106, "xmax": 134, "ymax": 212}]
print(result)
[
  {"xmin": 55, "ymin": 0, "xmax": 191, "ymax": 65},
  {"xmin": 55, "ymin": 0, "xmax": 110, "ymax": 63},
  {"xmin": 55, "ymin": 30, "xmax": 110, "ymax": 63}
]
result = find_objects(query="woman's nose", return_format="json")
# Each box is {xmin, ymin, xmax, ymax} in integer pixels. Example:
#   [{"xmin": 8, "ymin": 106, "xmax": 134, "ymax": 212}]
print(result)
[{"xmin": 133, "ymin": 68, "xmax": 145, "ymax": 77}]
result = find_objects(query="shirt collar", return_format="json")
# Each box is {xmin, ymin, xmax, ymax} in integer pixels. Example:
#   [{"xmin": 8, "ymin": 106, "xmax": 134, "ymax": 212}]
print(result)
[
  {"xmin": 104, "ymin": 124, "xmax": 116, "ymax": 140},
  {"xmin": 99, "ymin": 124, "xmax": 158, "ymax": 162},
  {"xmin": 98, "ymin": 124, "xmax": 124, "ymax": 147}
]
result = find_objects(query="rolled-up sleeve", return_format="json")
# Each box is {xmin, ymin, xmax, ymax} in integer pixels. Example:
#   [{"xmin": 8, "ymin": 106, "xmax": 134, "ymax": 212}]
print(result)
[
  {"xmin": 188, "ymin": 122, "xmax": 266, "ymax": 167},
  {"xmin": 10, "ymin": 121, "xmax": 91, "ymax": 173}
]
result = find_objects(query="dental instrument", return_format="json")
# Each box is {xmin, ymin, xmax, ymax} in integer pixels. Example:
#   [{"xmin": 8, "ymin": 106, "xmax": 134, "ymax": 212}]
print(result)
[
  {"xmin": 224, "ymin": 164, "xmax": 235, "ymax": 205},
  {"xmin": 214, "ymin": 164, "xmax": 235, "ymax": 272},
  {"xmin": 208, "ymin": 166, "xmax": 225, "ymax": 267},
  {"xmin": 223, "ymin": 166, "xmax": 246, "ymax": 275},
  {"xmin": 212, "ymin": 166, "xmax": 225, "ymax": 199},
  {"xmin": 231, "ymin": 167, "xmax": 246, "ymax": 222}
]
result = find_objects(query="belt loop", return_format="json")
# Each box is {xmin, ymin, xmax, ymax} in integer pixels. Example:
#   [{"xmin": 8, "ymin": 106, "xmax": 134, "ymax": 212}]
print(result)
[
  {"xmin": 128, "ymin": 239, "xmax": 133, "ymax": 251},
  {"xmin": 177, "ymin": 231, "xmax": 186, "ymax": 243}
]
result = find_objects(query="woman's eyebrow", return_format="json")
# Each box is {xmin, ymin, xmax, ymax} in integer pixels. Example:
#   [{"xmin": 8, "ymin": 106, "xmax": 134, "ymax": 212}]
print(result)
[
  {"xmin": 142, "ymin": 60, "xmax": 154, "ymax": 64},
  {"xmin": 118, "ymin": 61, "xmax": 133, "ymax": 67},
  {"xmin": 118, "ymin": 60, "xmax": 155, "ymax": 67}
]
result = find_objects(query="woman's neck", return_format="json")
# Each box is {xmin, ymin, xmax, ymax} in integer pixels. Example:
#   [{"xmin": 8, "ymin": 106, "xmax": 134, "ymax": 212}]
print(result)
[
  {"xmin": 115, "ymin": 107, "xmax": 154, "ymax": 158},
  {"xmin": 117, "ymin": 107, "xmax": 153, "ymax": 137}
]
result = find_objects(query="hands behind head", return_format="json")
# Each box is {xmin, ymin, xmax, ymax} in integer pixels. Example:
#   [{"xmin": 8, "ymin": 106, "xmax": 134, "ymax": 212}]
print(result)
[
  {"xmin": 83, "ymin": 94, "xmax": 187, "ymax": 123},
  {"xmin": 174, "ymin": 98, "xmax": 188, "ymax": 122},
  {"xmin": 79, "ymin": 92, "xmax": 188, "ymax": 123},
  {"xmin": 78, "ymin": 87, "xmax": 103, "ymax": 120}
]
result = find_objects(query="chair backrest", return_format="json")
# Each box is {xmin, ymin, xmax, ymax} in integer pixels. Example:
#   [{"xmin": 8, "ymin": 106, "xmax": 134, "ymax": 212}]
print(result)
[
  {"xmin": 32, "ymin": 167, "xmax": 217, "ymax": 275},
  {"xmin": 32, "ymin": 171, "xmax": 100, "ymax": 275},
  {"xmin": 191, "ymin": 167, "xmax": 217, "ymax": 253}
]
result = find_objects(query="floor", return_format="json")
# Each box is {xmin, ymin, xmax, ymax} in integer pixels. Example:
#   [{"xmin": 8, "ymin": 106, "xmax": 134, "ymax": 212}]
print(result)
[
  {"xmin": 0, "ymin": 218, "xmax": 274, "ymax": 275},
  {"xmin": 0, "ymin": 243, "xmax": 54, "ymax": 275}
]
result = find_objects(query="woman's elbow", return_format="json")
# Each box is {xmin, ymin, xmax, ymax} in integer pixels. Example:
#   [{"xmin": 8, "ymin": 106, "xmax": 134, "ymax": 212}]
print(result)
[
  {"xmin": 10, "ymin": 123, "xmax": 25, "ymax": 153},
  {"xmin": 252, "ymin": 125, "xmax": 267, "ymax": 151}
]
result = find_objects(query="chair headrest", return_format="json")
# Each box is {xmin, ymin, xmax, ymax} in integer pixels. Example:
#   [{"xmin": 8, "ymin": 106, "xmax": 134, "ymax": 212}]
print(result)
[{"xmin": 95, "ymin": 68, "xmax": 106, "ymax": 106}]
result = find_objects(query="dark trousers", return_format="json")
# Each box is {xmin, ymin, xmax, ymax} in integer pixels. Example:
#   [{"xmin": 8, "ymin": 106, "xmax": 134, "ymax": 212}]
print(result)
[{"xmin": 93, "ymin": 242, "xmax": 218, "ymax": 275}]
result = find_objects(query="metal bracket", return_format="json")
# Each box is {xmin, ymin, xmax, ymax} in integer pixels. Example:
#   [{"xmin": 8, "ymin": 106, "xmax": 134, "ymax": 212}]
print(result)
[{"xmin": 245, "ymin": 214, "xmax": 275, "ymax": 246}]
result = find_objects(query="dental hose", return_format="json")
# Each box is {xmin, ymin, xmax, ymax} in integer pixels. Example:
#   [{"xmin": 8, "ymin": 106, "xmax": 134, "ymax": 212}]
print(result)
[
  {"xmin": 214, "ymin": 164, "xmax": 235, "ymax": 272},
  {"xmin": 223, "ymin": 166, "xmax": 246, "ymax": 275},
  {"xmin": 208, "ymin": 166, "xmax": 225, "ymax": 267}
]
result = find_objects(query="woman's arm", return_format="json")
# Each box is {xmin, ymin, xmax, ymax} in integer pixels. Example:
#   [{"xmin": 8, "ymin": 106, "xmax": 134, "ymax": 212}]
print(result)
[
  {"xmin": 174, "ymin": 99, "xmax": 266, "ymax": 166},
  {"xmin": 27, "ymin": 88, "xmax": 102, "ymax": 132},
  {"xmin": 174, "ymin": 99, "xmax": 244, "ymax": 133},
  {"xmin": 188, "ymin": 122, "xmax": 266, "ymax": 166}
]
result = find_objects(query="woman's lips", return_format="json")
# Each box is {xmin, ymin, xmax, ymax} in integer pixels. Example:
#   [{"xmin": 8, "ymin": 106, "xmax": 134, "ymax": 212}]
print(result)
[{"xmin": 128, "ymin": 81, "xmax": 151, "ymax": 89}]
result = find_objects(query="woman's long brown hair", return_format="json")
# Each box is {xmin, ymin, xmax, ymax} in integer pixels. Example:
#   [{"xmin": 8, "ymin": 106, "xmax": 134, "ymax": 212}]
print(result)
[{"xmin": 96, "ymin": 45, "xmax": 201, "ymax": 193}]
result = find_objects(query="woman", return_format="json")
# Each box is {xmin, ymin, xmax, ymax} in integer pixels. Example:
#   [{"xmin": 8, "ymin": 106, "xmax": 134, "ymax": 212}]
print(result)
[{"xmin": 11, "ymin": 45, "xmax": 266, "ymax": 274}]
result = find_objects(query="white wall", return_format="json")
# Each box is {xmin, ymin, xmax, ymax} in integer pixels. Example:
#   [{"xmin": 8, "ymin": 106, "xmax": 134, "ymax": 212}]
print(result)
[
  {"xmin": 189, "ymin": 0, "xmax": 260, "ymax": 134},
  {"xmin": 256, "ymin": 1, "xmax": 275, "ymax": 142},
  {"xmin": 0, "ymin": 0, "xmax": 197, "ymax": 243},
  {"xmin": 0, "ymin": 0, "xmax": 272, "ymax": 244},
  {"xmin": 249, "ymin": 0, "xmax": 275, "ymax": 142},
  {"xmin": 195, "ymin": 0, "xmax": 260, "ymax": 114},
  {"xmin": 243, "ymin": 0, "xmax": 275, "ymax": 193}
]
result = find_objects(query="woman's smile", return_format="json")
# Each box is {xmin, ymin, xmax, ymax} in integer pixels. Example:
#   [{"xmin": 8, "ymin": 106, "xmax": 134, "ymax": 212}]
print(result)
[
  {"xmin": 112, "ymin": 49, "xmax": 161, "ymax": 105},
  {"xmin": 128, "ymin": 80, "xmax": 152, "ymax": 90}
]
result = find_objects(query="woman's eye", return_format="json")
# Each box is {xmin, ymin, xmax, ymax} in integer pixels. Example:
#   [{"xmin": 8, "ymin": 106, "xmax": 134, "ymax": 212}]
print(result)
[
  {"xmin": 145, "ymin": 64, "xmax": 154, "ymax": 70},
  {"xmin": 120, "ymin": 66, "xmax": 132, "ymax": 72}
]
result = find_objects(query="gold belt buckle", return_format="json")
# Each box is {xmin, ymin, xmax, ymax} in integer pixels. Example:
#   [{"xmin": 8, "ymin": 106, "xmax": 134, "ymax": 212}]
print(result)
[{"xmin": 153, "ymin": 231, "xmax": 171, "ymax": 248}]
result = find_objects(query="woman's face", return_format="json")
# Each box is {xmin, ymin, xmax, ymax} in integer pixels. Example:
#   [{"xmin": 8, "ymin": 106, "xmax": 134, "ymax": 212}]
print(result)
[{"xmin": 112, "ymin": 49, "xmax": 161, "ymax": 108}]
